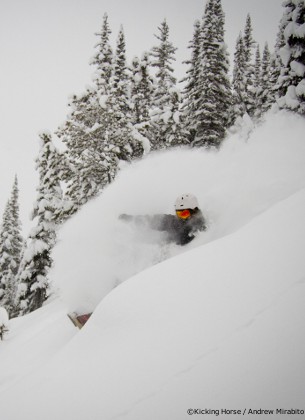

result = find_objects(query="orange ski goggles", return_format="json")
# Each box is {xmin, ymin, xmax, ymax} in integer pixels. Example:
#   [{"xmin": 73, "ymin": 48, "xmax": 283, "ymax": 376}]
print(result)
[{"xmin": 176, "ymin": 209, "xmax": 191, "ymax": 219}]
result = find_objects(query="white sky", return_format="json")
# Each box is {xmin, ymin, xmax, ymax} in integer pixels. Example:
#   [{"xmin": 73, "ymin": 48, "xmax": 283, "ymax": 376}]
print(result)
[{"xmin": 0, "ymin": 0, "xmax": 283, "ymax": 234}]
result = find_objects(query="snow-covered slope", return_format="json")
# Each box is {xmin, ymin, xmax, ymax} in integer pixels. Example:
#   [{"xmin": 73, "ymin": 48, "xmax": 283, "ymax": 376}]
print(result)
[
  {"xmin": 1, "ymin": 187, "xmax": 305, "ymax": 420},
  {"xmin": 0, "ymin": 299, "xmax": 77, "ymax": 394},
  {"xmin": 0, "ymin": 111, "xmax": 305, "ymax": 419}
]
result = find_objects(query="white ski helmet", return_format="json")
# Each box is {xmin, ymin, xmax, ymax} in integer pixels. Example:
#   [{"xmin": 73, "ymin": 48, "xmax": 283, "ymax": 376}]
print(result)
[{"xmin": 175, "ymin": 193, "xmax": 199, "ymax": 210}]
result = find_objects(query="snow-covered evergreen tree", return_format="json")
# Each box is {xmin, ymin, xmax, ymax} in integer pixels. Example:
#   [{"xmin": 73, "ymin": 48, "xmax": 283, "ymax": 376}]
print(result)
[
  {"xmin": 0, "ymin": 202, "xmax": 10, "ymax": 301},
  {"xmin": 270, "ymin": 15, "xmax": 287, "ymax": 100},
  {"xmin": 253, "ymin": 44, "xmax": 262, "ymax": 116},
  {"xmin": 230, "ymin": 14, "xmax": 257, "ymax": 124},
  {"xmin": 0, "ymin": 176, "xmax": 23, "ymax": 316},
  {"xmin": 277, "ymin": 0, "xmax": 305, "ymax": 114},
  {"xmin": 129, "ymin": 53, "xmax": 155, "ymax": 152},
  {"xmin": 57, "ymin": 89, "xmax": 116, "ymax": 214},
  {"xmin": 212, "ymin": 0, "xmax": 232, "ymax": 127},
  {"xmin": 90, "ymin": 13, "xmax": 113, "ymax": 93},
  {"xmin": 243, "ymin": 14, "xmax": 257, "ymax": 117},
  {"xmin": 254, "ymin": 45, "xmax": 261, "ymax": 84},
  {"xmin": 187, "ymin": 0, "xmax": 231, "ymax": 148},
  {"xmin": 270, "ymin": 23, "xmax": 285, "ymax": 103},
  {"xmin": 259, "ymin": 43, "xmax": 273, "ymax": 114},
  {"xmin": 107, "ymin": 26, "xmax": 144, "ymax": 159},
  {"xmin": 182, "ymin": 20, "xmax": 202, "ymax": 143},
  {"xmin": 111, "ymin": 26, "xmax": 130, "ymax": 113},
  {"xmin": 17, "ymin": 133, "xmax": 64, "ymax": 315},
  {"xmin": 58, "ymin": 21, "xmax": 146, "ymax": 210},
  {"xmin": 255, "ymin": 43, "xmax": 274, "ymax": 119},
  {"xmin": 151, "ymin": 19, "xmax": 177, "ymax": 105},
  {"xmin": 57, "ymin": 15, "xmax": 117, "ymax": 212},
  {"xmin": 230, "ymin": 33, "xmax": 248, "ymax": 125},
  {"xmin": 150, "ymin": 19, "xmax": 186, "ymax": 149},
  {"xmin": 130, "ymin": 53, "xmax": 154, "ymax": 125},
  {"xmin": 156, "ymin": 87, "xmax": 189, "ymax": 148},
  {"xmin": 92, "ymin": 20, "xmax": 143, "ymax": 160},
  {"xmin": 272, "ymin": 13, "xmax": 290, "ymax": 103}
]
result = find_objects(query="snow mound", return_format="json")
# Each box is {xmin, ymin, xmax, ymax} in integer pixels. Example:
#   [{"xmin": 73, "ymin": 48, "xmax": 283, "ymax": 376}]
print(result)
[
  {"xmin": 1, "ymin": 185, "xmax": 305, "ymax": 420},
  {"xmin": 0, "ymin": 300, "xmax": 76, "ymax": 394},
  {"xmin": 50, "ymin": 110, "xmax": 305, "ymax": 313}
]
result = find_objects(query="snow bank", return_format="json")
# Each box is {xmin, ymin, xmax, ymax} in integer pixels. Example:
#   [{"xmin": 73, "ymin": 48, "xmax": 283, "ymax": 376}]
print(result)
[
  {"xmin": 50, "ymin": 110, "xmax": 305, "ymax": 313},
  {"xmin": 0, "ymin": 300, "xmax": 76, "ymax": 394},
  {"xmin": 1, "ymin": 185, "xmax": 305, "ymax": 420}
]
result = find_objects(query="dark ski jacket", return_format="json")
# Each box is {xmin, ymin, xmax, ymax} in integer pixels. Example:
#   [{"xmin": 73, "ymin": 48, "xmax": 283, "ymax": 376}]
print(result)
[{"xmin": 120, "ymin": 209, "xmax": 206, "ymax": 246}]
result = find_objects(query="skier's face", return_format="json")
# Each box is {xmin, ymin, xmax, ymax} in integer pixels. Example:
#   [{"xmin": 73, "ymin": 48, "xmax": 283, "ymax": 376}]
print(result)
[{"xmin": 176, "ymin": 209, "xmax": 191, "ymax": 220}]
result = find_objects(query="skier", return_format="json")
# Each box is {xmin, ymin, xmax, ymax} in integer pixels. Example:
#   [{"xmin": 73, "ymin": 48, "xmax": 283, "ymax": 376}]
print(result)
[{"xmin": 119, "ymin": 193, "xmax": 206, "ymax": 246}]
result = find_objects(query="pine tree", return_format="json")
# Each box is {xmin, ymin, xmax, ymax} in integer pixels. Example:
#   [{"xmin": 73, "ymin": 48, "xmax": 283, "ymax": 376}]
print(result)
[
  {"xmin": 0, "ymin": 177, "xmax": 23, "ymax": 316},
  {"xmin": 188, "ymin": 0, "xmax": 231, "ymax": 148},
  {"xmin": 0, "ymin": 201, "xmax": 14, "ymax": 304},
  {"xmin": 57, "ymin": 15, "xmax": 117, "ymax": 212},
  {"xmin": 90, "ymin": 13, "xmax": 113, "ymax": 93},
  {"xmin": 213, "ymin": 0, "xmax": 232, "ymax": 127},
  {"xmin": 17, "ymin": 133, "xmax": 63, "ymax": 314},
  {"xmin": 272, "ymin": 12, "xmax": 290, "ymax": 102},
  {"xmin": 270, "ymin": 14, "xmax": 287, "ymax": 100},
  {"xmin": 130, "ymin": 54, "xmax": 152, "ymax": 124},
  {"xmin": 150, "ymin": 19, "xmax": 185, "ymax": 149},
  {"xmin": 92, "ymin": 21, "xmax": 143, "ymax": 160},
  {"xmin": 182, "ymin": 20, "xmax": 202, "ymax": 143},
  {"xmin": 107, "ymin": 26, "xmax": 143, "ymax": 159},
  {"xmin": 129, "ymin": 53, "xmax": 155, "ymax": 153},
  {"xmin": 253, "ymin": 45, "xmax": 262, "ymax": 117},
  {"xmin": 151, "ymin": 19, "xmax": 177, "ymax": 103},
  {"xmin": 260, "ymin": 43, "xmax": 273, "ymax": 114},
  {"xmin": 231, "ymin": 33, "xmax": 248, "ymax": 124},
  {"xmin": 159, "ymin": 88, "xmax": 189, "ymax": 148},
  {"xmin": 277, "ymin": 0, "xmax": 305, "ymax": 114},
  {"xmin": 111, "ymin": 26, "xmax": 129, "ymax": 113},
  {"xmin": 58, "ymin": 22, "xmax": 146, "ymax": 208},
  {"xmin": 243, "ymin": 14, "xmax": 257, "ymax": 116},
  {"xmin": 57, "ymin": 89, "xmax": 116, "ymax": 214}
]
